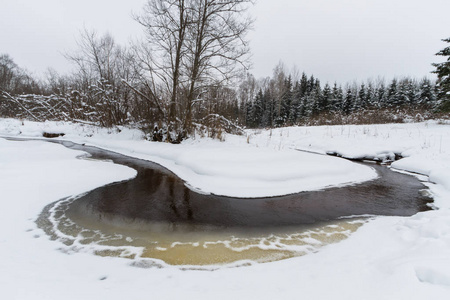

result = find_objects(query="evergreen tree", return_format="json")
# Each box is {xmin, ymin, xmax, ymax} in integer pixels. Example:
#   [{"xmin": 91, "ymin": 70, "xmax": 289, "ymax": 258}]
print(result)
[
  {"xmin": 261, "ymin": 89, "xmax": 274, "ymax": 127},
  {"xmin": 289, "ymin": 81, "xmax": 301, "ymax": 124},
  {"xmin": 387, "ymin": 79, "xmax": 400, "ymax": 107},
  {"xmin": 396, "ymin": 78, "xmax": 417, "ymax": 107},
  {"xmin": 355, "ymin": 83, "xmax": 367, "ymax": 111},
  {"xmin": 245, "ymin": 98, "xmax": 253, "ymax": 127},
  {"xmin": 319, "ymin": 83, "xmax": 332, "ymax": 113},
  {"xmin": 307, "ymin": 75, "xmax": 316, "ymax": 95},
  {"xmin": 297, "ymin": 96, "xmax": 307, "ymax": 120},
  {"xmin": 432, "ymin": 37, "xmax": 450, "ymax": 112},
  {"xmin": 342, "ymin": 86, "xmax": 354, "ymax": 114},
  {"xmin": 310, "ymin": 83, "xmax": 322, "ymax": 116},
  {"xmin": 406, "ymin": 79, "xmax": 418, "ymax": 106},
  {"xmin": 303, "ymin": 93, "xmax": 315, "ymax": 118},
  {"xmin": 252, "ymin": 89, "xmax": 264, "ymax": 127},
  {"xmin": 234, "ymin": 63, "xmax": 442, "ymax": 128},
  {"xmin": 418, "ymin": 77, "xmax": 436, "ymax": 107},
  {"xmin": 366, "ymin": 82, "xmax": 376, "ymax": 108},
  {"xmin": 299, "ymin": 72, "xmax": 308, "ymax": 98},
  {"xmin": 375, "ymin": 81, "xmax": 386, "ymax": 108},
  {"xmin": 331, "ymin": 83, "xmax": 343, "ymax": 112},
  {"xmin": 279, "ymin": 76, "xmax": 293, "ymax": 124},
  {"xmin": 397, "ymin": 79, "xmax": 409, "ymax": 106}
]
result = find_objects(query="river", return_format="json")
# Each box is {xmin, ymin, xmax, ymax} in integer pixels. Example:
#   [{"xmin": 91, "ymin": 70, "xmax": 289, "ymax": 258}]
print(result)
[{"xmin": 35, "ymin": 140, "xmax": 432, "ymax": 266}]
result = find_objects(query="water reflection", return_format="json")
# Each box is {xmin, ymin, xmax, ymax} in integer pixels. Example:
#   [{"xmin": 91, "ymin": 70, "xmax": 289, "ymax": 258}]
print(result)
[
  {"xmin": 67, "ymin": 159, "xmax": 429, "ymax": 228},
  {"xmin": 39, "ymin": 195, "xmax": 368, "ymax": 265},
  {"xmin": 37, "ymin": 141, "xmax": 432, "ymax": 266}
]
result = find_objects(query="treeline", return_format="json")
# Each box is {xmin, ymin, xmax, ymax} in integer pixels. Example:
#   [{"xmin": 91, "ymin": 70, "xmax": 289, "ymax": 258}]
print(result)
[
  {"xmin": 1, "ymin": 0, "xmax": 254, "ymax": 142},
  {"xmin": 0, "ymin": 33, "xmax": 245, "ymax": 134},
  {"xmin": 0, "ymin": 54, "xmax": 43, "ymax": 95},
  {"xmin": 239, "ymin": 69, "xmax": 438, "ymax": 128},
  {"xmin": 0, "ymin": 39, "xmax": 141, "ymax": 128},
  {"xmin": 0, "ymin": 50, "xmax": 442, "ymax": 134},
  {"xmin": 1, "ymin": 2, "xmax": 449, "ymax": 142}
]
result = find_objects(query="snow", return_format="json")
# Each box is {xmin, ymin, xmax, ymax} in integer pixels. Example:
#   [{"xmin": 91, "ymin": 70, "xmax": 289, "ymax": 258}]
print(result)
[
  {"xmin": 0, "ymin": 118, "xmax": 377, "ymax": 198},
  {"xmin": 1, "ymin": 118, "xmax": 450, "ymax": 299},
  {"xmin": 248, "ymin": 123, "xmax": 450, "ymax": 182}
]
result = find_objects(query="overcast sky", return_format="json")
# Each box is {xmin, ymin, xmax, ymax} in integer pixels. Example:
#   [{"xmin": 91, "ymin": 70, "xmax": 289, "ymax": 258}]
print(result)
[{"xmin": 1, "ymin": 0, "xmax": 449, "ymax": 84}]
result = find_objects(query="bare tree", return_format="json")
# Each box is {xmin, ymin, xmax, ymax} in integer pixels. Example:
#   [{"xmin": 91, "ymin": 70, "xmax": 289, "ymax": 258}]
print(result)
[
  {"xmin": 133, "ymin": 0, "xmax": 189, "ymax": 130},
  {"xmin": 182, "ymin": 0, "xmax": 254, "ymax": 132},
  {"xmin": 134, "ymin": 0, "xmax": 254, "ymax": 138},
  {"xmin": 0, "ymin": 54, "xmax": 42, "ymax": 95},
  {"xmin": 65, "ymin": 29, "xmax": 137, "ymax": 126},
  {"xmin": 0, "ymin": 54, "xmax": 17, "ymax": 93}
]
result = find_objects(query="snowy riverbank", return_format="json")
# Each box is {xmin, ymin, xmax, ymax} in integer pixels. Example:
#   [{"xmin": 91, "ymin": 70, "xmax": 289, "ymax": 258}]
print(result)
[
  {"xmin": 0, "ymin": 118, "xmax": 377, "ymax": 198},
  {"xmin": 1, "ymin": 118, "xmax": 450, "ymax": 299}
]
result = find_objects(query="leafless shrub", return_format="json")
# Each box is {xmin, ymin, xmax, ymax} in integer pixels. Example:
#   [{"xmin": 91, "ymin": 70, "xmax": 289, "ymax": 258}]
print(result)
[{"xmin": 0, "ymin": 92, "xmax": 71, "ymax": 122}]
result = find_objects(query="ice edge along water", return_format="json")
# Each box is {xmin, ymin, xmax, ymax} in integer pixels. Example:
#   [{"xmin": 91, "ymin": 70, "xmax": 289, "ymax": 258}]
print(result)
[{"xmin": 1, "ymin": 118, "xmax": 450, "ymax": 300}]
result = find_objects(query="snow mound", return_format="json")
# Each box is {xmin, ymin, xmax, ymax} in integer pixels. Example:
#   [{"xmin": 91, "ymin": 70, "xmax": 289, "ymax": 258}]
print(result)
[{"xmin": 0, "ymin": 118, "xmax": 378, "ymax": 198}]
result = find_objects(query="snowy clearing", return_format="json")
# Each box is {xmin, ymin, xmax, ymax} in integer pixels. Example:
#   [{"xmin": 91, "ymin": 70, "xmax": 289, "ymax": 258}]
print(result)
[
  {"xmin": 0, "ymin": 118, "xmax": 378, "ymax": 198},
  {"xmin": 1, "ymin": 118, "xmax": 450, "ymax": 299}
]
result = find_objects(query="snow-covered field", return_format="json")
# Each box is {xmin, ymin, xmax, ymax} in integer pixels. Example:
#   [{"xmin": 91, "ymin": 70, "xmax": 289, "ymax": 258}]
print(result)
[{"xmin": 1, "ymin": 118, "xmax": 450, "ymax": 299}]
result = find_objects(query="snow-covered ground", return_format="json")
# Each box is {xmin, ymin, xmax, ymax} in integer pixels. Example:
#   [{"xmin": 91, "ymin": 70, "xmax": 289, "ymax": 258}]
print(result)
[
  {"xmin": 0, "ymin": 118, "xmax": 377, "ymax": 198},
  {"xmin": 1, "ymin": 118, "xmax": 450, "ymax": 299}
]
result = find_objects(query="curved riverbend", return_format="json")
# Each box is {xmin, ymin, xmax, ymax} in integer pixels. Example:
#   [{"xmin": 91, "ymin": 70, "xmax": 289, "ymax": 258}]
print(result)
[{"xmin": 36, "ymin": 140, "xmax": 432, "ymax": 266}]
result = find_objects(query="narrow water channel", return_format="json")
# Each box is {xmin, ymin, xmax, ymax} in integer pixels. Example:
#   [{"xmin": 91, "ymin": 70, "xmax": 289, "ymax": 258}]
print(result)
[{"xmin": 36, "ymin": 140, "xmax": 432, "ymax": 266}]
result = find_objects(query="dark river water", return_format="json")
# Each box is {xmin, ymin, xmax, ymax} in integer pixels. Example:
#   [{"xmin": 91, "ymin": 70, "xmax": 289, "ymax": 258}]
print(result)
[{"xmin": 34, "ymin": 140, "xmax": 432, "ymax": 266}]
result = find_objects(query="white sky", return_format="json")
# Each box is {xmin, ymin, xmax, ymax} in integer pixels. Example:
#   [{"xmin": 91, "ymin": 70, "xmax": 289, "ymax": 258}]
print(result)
[{"xmin": 1, "ymin": 0, "xmax": 449, "ymax": 84}]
